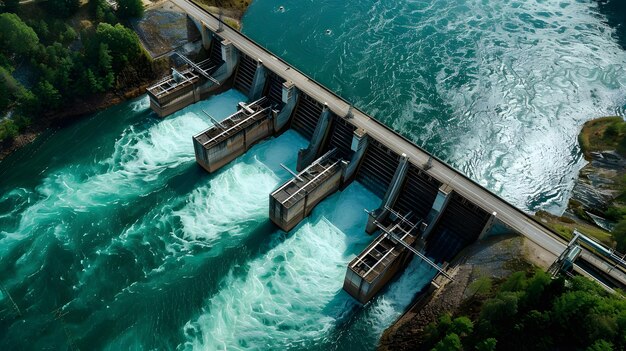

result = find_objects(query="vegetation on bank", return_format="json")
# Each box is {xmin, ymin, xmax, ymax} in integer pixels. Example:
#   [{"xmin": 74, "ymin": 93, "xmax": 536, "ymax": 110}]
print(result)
[
  {"xmin": 192, "ymin": 0, "xmax": 252, "ymax": 30},
  {"xmin": 534, "ymin": 210, "xmax": 613, "ymax": 247},
  {"xmin": 421, "ymin": 270, "xmax": 626, "ymax": 351},
  {"xmin": 194, "ymin": 0, "xmax": 252, "ymax": 18},
  {"xmin": 576, "ymin": 117, "xmax": 626, "ymax": 252},
  {"xmin": 0, "ymin": 0, "xmax": 153, "ymax": 145},
  {"xmin": 579, "ymin": 117, "xmax": 626, "ymax": 159}
]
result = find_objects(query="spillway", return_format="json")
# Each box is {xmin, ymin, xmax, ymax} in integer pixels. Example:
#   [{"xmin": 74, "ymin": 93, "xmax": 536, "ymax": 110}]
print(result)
[
  {"xmin": 153, "ymin": 2, "xmax": 626, "ymax": 299},
  {"xmin": 3, "ymin": 0, "xmax": 626, "ymax": 348}
]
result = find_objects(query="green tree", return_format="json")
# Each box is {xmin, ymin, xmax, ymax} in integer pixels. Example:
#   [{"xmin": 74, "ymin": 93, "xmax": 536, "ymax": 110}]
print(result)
[
  {"xmin": 586, "ymin": 340, "xmax": 614, "ymax": 351},
  {"xmin": 89, "ymin": 0, "xmax": 117, "ymax": 23},
  {"xmin": 16, "ymin": 88, "xmax": 38, "ymax": 115},
  {"xmin": 85, "ymin": 69, "xmax": 102, "ymax": 93},
  {"xmin": 480, "ymin": 292, "xmax": 519, "ymax": 324},
  {"xmin": 61, "ymin": 26, "xmax": 78, "ymax": 43},
  {"xmin": 0, "ymin": 119, "xmax": 18, "ymax": 142},
  {"xmin": 437, "ymin": 314, "xmax": 453, "ymax": 336},
  {"xmin": 97, "ymin": 43, "xmax": 115, "ymax": 90},
  {"xmin": 0, "ymin": 13, "xmax": 39, "ymax": 56},
  {"xmin": 475, "ymin": 338, "xmax": 497, "ymax": 351},
  {"xmin": 0, "ymin": 66, "xmax": 22, "ymax": 110},
  {"xmin": 612, "ymin": 220, "xmax": 626, "ymax": 252},
  {"xmin": 34, "ymin": 80, "xmax": 61, "ymax": 110},
  {"xmin": 423, "ymin": 271, "xmax": 626, "ymax": 351},
  {"xmin": 0, "ymin": 68, "xmax": 12, "ymax": 110},
  {"xmin": 0, "ymin": 77, "xmax": 9, "ymax": 111},
  {"xmin": 0, "ymin": 53, "xmax": 10, "ymax": 69},
  {"xmin": 451, "ymin": 316, "xmax": 473, "ymax": 336},
  {"xmin": 522, "ymin": 270, "xmax": 551, "ymax": 309},
  {"xmin": 117, "ymin": 0, "xmax": 144, "ymax": 19},
  {"xmin": 95, "ymin": 23, "xmax": 144, "ymax": 72},
  {"xmin": 617, "ymin": 311, "xmax": 626, "ymax": 348},
  {"xmin": 500, "ymin": 271, "xmax": 528, "ymax": 292},
  {"xmin": 433, "ymin": 333, "xmax": 462, "ymax": 351}
]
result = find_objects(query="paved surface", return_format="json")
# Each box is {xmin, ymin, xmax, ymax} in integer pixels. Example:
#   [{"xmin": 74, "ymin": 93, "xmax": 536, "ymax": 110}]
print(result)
[{"xmin": 174, "ymin": 0, "xmax": 626, "ymax": 287}]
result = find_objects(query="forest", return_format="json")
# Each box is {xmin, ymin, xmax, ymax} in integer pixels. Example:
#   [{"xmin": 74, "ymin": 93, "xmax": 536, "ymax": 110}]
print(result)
[
  {"xmin": 422, "ymin": 270, "xmax": 626, "ymax": 351},
  {"xmin": 0, "ymin": 0, "xmax": 154, "ymax": 143}
]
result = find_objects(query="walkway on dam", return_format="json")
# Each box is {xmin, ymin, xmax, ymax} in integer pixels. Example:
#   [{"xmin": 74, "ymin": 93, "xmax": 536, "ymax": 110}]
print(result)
[{"xmin": 173, "ymin": 0, "xmax": 626, "ymax": 287}]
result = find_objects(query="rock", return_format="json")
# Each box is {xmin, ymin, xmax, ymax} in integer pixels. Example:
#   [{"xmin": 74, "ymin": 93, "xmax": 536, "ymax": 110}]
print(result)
[{"xmin": 569, "ymin": 150, "xmax": 625, "ymax": 217}]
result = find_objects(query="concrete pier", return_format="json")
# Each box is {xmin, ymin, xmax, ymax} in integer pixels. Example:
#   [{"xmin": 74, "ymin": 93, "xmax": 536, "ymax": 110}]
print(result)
[
  {"xmin": 296, "ymin": 104, "xmax": 332, "ymax": 171},
  {"xmin": 344, "ymin": 221, "xmax": 418, "ymax": 304},
  {"xmin": 193, "ymin": 97, "xmax": 274, "ymax": 173},
  {"xmin": 274, "ymin": 81, "xmax": 298, "ymax": 132},
  {"xmin": 217, "ymin": 39, "xmax": 238, "ymax": 81},
  {"xmin": 147, "ymin": 69, "xmax": 201, "ymax": 117},
  {"xmin": 342, "ymin": 128, "xmax": 368, "ymax": 184},
  {"xmin": 147, "ymin": 37, "xmax": 232, "ymax": 118},
  {"xmin": 422, "ymin": 185, "xmax": 452, "ymax": 240},
  {"xmin": 366, "ymin": 154, "xmax": 410, "ymax": 234},
  {"xmin": 249, "ymin": 60, "xmax": 267, "ymax": 101},
  {"xmin": 270, "ymin": 151, "xmax": 343, "ymax": 232},
  {"xmin": 200, "ymin": 20, "xmax": 212, "ymax": 50}
]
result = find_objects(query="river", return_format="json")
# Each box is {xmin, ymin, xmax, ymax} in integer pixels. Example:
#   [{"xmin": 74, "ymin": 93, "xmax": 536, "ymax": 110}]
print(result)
[{"xmin": 1, "ymin": 0, "xmax": 625, "ymax": 349}]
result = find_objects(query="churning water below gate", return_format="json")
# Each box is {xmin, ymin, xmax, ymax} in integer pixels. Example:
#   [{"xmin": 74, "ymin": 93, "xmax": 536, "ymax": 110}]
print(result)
[
  {"xmin": 0, "ymin": 89, "xmax": 435, "ymax": 349},
  {"xmin": 3, "ymin": 0, "xmax": 626, "ymax": 349}
]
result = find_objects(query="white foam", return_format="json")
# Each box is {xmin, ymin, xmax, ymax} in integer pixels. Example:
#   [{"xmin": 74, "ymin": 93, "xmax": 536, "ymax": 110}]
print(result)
[
  {"xmin": 172, "ymin": 130, "xmax": 307, "ymax": 250},
  {"xmin": 110, "ymin": 90, "xmax": 248, "ymax": 180},
  {"xmin": 0, "ymin": 91, "xmax": 247, "ymax": 255},
  {"xmin": 182, "ymin": 183, "xmax": 384, "ymax": 350},
  {"xmin": 76, "ymin": 129, "xmax": 308, "ymax": 286},
  {"xmin": 130, "ymin": 95, "xmax": 150, "ymax": 112}
]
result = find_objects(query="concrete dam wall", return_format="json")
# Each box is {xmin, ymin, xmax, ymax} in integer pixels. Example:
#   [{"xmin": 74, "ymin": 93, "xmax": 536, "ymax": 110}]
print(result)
[{"xmin": 147, "ymin": 8, "xmax": 626, "ymax": 302}]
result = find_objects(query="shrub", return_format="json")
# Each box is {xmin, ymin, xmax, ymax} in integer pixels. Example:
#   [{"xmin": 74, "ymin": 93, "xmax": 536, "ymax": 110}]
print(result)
[{"xmin": 0, "ymin": 119, "xmax": 19, "ymax": 142}]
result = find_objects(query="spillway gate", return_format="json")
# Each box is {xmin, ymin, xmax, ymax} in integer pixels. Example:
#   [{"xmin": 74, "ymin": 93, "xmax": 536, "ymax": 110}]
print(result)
[{"xmin": 149, "ymin": 0, "xmax": 626, "ymax": 303}]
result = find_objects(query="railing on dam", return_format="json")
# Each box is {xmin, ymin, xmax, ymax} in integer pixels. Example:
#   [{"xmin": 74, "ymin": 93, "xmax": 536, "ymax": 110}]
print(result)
[
  {"xmin": 193, "ymin": 97, "xmax": 274, "ymax": 173},
  {"xmin": 156, "ymin": 0, "xmax": 626, "ymax": 295},
  {"xmin": 270, "ymin": 150, "xmax": 343, "ymax": 232}
]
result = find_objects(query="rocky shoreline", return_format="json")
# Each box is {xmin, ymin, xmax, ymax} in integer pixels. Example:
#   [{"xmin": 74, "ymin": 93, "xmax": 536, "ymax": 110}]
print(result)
[{"xmin": 568, "ymin": 149, "xmax": 625, "ymax": 229}]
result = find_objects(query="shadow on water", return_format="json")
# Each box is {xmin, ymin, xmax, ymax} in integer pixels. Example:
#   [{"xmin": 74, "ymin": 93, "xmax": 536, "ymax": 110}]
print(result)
[{"xmin": 596, "ymin": 0, "xmax": 626, "ymax": 50}]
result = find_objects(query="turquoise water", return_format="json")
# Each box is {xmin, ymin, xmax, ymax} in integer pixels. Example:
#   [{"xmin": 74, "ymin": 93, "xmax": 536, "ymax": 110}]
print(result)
[
  {"xmin": 243, "ymin": 0, "xmax": 626, "ymax": 213},
  {"xmin": 2, "ymin": 0, "xmax": 626, "ymax": 349},
  {"xmin": 0, "ymin": 91, "xmax": 435, "ymax": 349}
]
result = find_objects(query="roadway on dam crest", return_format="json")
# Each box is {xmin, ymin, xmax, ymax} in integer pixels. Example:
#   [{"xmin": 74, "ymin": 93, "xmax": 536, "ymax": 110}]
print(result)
[{"xmin": 173, "ymin": 0, "xmax": 626, "ymax": 287}]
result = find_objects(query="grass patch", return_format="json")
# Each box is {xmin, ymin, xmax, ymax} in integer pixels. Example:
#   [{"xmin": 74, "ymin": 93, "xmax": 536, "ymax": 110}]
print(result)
[
  {"xmin": 535, "ymin": 210, "xmax": 614, "ymax": 247},
  {"xmin": 193, "ymin": 0, "xmax": 252, "ymax": 18},
  {"xmin": 579, "ymin": 116, "xmax": 626, "ymax": 159},
  {"xmin": 223, "ymin": 18, "xmax": 240, "ymax": 30}
]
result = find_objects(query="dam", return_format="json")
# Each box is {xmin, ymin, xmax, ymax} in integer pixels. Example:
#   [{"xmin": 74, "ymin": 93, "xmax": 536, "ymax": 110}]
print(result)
[{"xmin": 147, "ymin": 0, "xmax": 626, "ymax": 301}]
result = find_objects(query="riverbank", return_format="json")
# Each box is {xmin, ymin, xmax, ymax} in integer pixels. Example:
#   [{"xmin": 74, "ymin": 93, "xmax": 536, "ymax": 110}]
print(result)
[
  {"xmin": 566, "ymin": 116, "xmax": 626, "ymax": 250},
  {"xmin": 378, "ymin": 235, "xmax": 550, "ymax": 350},
  {"xmin": 0, "ymin": 0, "xmax": 253, "ymax": 163},
  {"xmin": 0, "ymin": 81, "xmax": 155, "ymax": 162}
]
